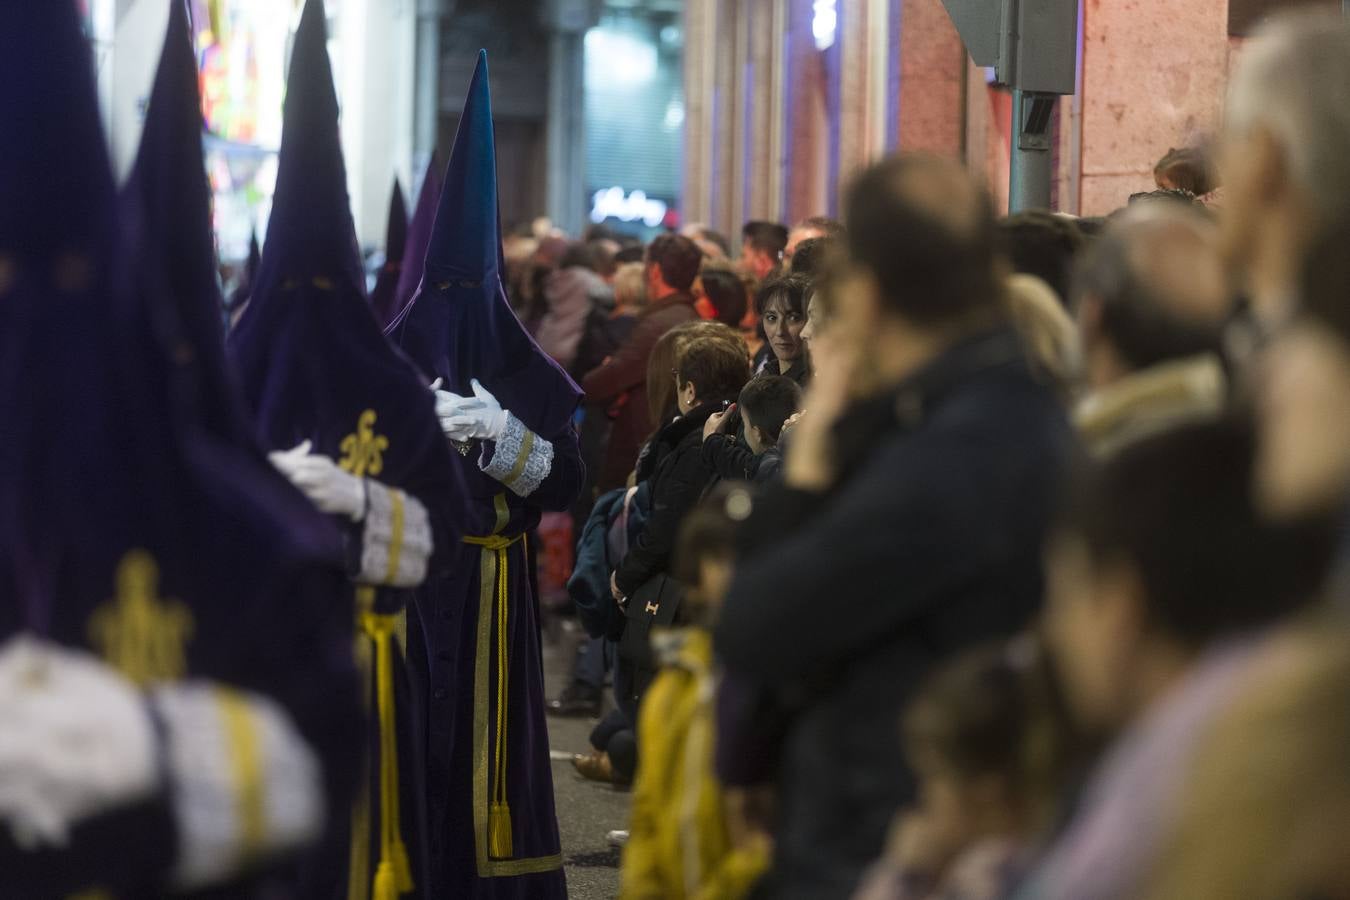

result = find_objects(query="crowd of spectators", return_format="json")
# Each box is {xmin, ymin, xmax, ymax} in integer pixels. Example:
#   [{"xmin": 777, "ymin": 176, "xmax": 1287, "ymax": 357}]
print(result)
[{"xmin": 506, "ymin": 11, "xmax": 1350, "ymax": 899}]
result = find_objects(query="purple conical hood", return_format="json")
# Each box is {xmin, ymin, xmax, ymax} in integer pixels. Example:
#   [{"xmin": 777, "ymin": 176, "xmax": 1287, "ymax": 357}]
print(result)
[
  {"xmin": 252, "ymin": 0, "xmax": 364, "ymax": 295},
  {"xmin": 0, "ymin": 0, "xmax": 119, "ymax": 627},
  {"xmin": 386, "ymin": 158, "xmax": 440, "ymax": 327},
  {"xmin": 122, "ymin": 0, "xmax": 256, "ymax": 449},
  {"xmin": 387, "ymin": 51, "xmax": 581, "ymax": 437},
  {"xmin": 370, "ymin": 177, "xmax": 409, "ymax": 324},
  {"xmin": 226, "ymin": 0, "xmax": 458, "ymax": 545}
]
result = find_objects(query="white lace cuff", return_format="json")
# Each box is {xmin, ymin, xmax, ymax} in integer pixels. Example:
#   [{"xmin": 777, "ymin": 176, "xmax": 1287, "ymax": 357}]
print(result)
[
  {"xmin": 479, "ymin": 411, "xmax": 554, "ymax": 498},
  {"xmin": 153, "ymin": 683, "xmax": 323, "ymax": 890},
  {"xmin": 356, "ymin": 480, "xmax": 433, "ymax": 587}
]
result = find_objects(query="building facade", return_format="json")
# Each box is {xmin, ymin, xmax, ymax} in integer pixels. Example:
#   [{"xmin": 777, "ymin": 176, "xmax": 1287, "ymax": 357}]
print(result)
[{"xmin": 680, "ymin": 0, "xmax": 1270, "ymax": 230}]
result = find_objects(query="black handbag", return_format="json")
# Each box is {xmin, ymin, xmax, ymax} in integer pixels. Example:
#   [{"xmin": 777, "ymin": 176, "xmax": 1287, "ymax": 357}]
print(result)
[{"xmin": 616, "ymin": 573, "xmax": 684, "ymax": 668}]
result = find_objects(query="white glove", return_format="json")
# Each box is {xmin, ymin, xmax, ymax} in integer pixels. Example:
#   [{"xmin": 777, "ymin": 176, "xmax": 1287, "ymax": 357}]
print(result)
[
  {"xmin": 431, "ymin": 378, "xmax": 508, "ymax": 443},
  {"xmin": 0, "ymin": 635, "xmax": 159, "ymax": 849},
  {"xmin": 268, "ymin": 440, "xmax": 366, "ymax": 521}
]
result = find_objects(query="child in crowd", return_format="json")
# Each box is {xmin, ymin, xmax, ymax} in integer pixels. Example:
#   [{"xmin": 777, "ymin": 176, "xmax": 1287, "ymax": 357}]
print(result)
[
  {"xmin": 620, "ymin": 485, "xmax": 772, "ymax": 900},
  {"xmin": 701, "ymin": 374, "xmax": 802, "ymax": 484},
  {"xmin": 853, "ymin": 638, "xmax": 1063, "ymax": 900}
]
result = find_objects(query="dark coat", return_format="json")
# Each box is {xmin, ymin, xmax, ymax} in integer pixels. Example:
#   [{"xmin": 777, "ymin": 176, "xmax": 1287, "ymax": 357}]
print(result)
[
  {"xmin": 581, "ymin": 293, "xmax": 698, "ymax": 492},
  {"xmin": 715, "ymin": 328, "xmax": 1073, "ymax": 900},
  {"xmin": 701, "ymin": 434, "xmax": 783, "ymax": 484},
  {"xmin": 614, "ymin": 402, "xmax": 725, "ymax": 598},
  {"xmin": 764, "ymin": 356, "xmax": 811, "ymax": 389}
]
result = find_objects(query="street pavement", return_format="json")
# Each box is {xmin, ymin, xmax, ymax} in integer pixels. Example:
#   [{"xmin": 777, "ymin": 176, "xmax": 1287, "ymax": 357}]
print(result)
[{"xmin": 543, "ymin": 619, "xmax": 628, "ymax": 899}]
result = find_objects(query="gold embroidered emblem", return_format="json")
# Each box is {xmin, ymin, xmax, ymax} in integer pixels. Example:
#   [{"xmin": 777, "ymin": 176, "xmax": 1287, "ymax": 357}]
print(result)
[
  {"xmin": 339, "ymin": 409, "xmax": 389, "ymax": 477},
  {"xmin": 88, "ymin": 550, "xmax": 194, "ymax": 686}
]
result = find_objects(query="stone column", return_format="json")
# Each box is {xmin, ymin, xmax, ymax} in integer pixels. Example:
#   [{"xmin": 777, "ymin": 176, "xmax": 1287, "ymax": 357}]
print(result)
[
  {"xmin": 545, "ymin": 30, "xmax": 587, "ymax": 233},
  {"xmin": 412, "ymin": 0, "xmax": 442, "ymax": 179},
  {"xmin": 835, "ymin": 0, "xmax": 891, "ymax": 199},
  {"xmin": 782, "ymin": 0, "xmax": 829, "ymax": 223},
  {"xmin": 681, "ymin": 0, "xmax": 719, "ymax": 228},
  {"xmin": 743, "ymin": 0, "xmax": 789, "ymax": 223},
  {"xmin": 895, "ymin": 0, "xmax": 964, "ymax": 157},
  {"xmin": 343, "ymin": 0, "xmax": 419, "ymax": 246}
]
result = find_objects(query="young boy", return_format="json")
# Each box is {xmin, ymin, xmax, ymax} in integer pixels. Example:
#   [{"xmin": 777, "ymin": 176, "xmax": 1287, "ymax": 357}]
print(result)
[{"xmin": 701, "ymin": 374, "xmax": 802, "ymax": 484}]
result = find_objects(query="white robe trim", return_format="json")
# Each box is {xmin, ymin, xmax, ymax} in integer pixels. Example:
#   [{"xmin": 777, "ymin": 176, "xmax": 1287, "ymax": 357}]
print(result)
[
  {"xmin": 479, "ymin": 411, "xmax": 553, "ymax": 498},
  {"xmin": 357, "ymin": 481, "xmax": 433, "ymax": 588},
  {"xmin": 153, "ymin": 683, "xmax": 323, "ymax": 890}
]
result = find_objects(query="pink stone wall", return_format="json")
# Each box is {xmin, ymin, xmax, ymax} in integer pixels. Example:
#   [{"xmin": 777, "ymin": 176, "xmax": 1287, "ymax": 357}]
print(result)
[
  {"xmin": 897, "ymin": 0, "xmax": 965, "ymax": 156},
  {"xmin": 1077, "ymin": 0, "xmax": 1232, "ymax": 215}
]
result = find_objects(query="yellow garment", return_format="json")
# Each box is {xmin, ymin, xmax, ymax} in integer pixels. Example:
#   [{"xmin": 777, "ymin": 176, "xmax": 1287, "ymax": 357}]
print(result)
[{"xmin": 620, "ymin": 629, "xmax": 769, "ymax": 900}]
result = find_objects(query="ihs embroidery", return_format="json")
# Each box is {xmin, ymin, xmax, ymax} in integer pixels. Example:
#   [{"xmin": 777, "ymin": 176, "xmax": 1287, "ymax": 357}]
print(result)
[
  {"xmin": 339, "ymin": 408, "xmax": 389, "ymax": 477},
  {"xmin": 88, "ymin": 550, "xmax": 194, "ymax": 686}
]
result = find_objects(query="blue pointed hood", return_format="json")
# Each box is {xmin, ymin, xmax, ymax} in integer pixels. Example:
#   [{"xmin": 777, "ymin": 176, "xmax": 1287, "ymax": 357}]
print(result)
[
  {"xmin": 227, "ymin": 0, "xmax": 457, "ymax": 553},
  {"xmin": 388, "ymin": 51, "xmax": 580, "ymax": 438},
  {"xmin": 370, "ymin": 177, "xmax": 409, "ymax": 325}
]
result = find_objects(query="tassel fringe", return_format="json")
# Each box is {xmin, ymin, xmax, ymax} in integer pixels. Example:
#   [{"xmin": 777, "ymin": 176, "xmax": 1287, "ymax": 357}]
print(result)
[
  {"xmin": 393, "ymin": 838, "xmax": 414, "ymax": 892},
  {"xmin": 373, "ymin": 861, "xmax": 398, "ymax": 900},
  {"xmin": 489, "ymin": 801, "xmax": 513, "ymax": 859}
]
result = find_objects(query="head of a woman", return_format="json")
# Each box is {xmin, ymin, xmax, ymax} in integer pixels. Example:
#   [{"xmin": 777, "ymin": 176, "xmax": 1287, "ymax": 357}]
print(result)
[
  {"xmin": 755, "ymin": 274, "xmax": 810, "ymax": 369},
  {"xmin": 645, "ymin": 320, "xmax": 746, "ymax": 429}
]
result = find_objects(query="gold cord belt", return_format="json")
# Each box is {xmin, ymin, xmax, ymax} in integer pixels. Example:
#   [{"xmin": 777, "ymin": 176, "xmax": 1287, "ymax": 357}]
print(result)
[{"xmin": 461, "ymin": 530, "xmax": 524, "ymax": 858}]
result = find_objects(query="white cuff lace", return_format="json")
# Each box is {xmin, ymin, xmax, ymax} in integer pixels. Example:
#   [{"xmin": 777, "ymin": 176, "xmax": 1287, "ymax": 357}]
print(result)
[
  {"xmin": 153, "ymin": 683, "xmax": 323, "ymax": 890},
  {"xmin": 479, "ymin": 411, "xmax": 554, "ymax": 498},
  {"xmin": 356, "ymin": 480, "xmax": 433, "ymax": 587}
]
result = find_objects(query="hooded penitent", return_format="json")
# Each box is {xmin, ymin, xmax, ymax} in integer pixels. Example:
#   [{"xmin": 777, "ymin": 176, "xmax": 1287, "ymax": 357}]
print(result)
[
  {"xmin": 385, "ymin": 51, "xmax": 580, "ymax": 899},
  {"xmin": 0, "ymin": 0, "xmax": 359, "ymax": 893},
  {"xmin": 387, "ymin": 51, "xmax": 582, "ymax": 527},
  {"xmin": 227, "ymin": 0, "xmax": 453, "ymax": 523},
  {"xmin": 227, "ymin": 231, "xmax": 261, "ymax": 313},
  {"xmin": 386, "ymin": 159, "xmax": 441, "ymax": 328},
  {"xmin": 226, "ymin": 1, "xmax": 457, "ymax": 897},
  {"xmin": 370, "ymin": 178, "xmax": 409, "ymax": 326}
]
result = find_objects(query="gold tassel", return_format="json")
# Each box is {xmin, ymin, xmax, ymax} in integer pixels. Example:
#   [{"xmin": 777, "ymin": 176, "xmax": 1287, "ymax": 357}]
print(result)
[
  {"xmin": 393, "ymin": 838, "xmax": 414, "ymax": 893},
  {"xmin": 488, "ymin": 801, "xmax": 514, "ymax": 859},
  {"xmin": 372, "ymin": 861, "xmax": 398, "ymax": 900}
]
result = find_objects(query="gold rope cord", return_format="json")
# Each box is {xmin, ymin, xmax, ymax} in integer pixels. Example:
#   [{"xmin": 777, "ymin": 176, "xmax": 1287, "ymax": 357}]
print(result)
[{"xmin": 464, "ymin": 494, "xmax": 562, "ymax": 876}]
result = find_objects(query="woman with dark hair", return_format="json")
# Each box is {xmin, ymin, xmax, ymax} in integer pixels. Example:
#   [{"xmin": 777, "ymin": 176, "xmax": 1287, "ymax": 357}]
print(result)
[{"xmin": 755, "ymin": 274, "xmax": 811, "ymax": 386}]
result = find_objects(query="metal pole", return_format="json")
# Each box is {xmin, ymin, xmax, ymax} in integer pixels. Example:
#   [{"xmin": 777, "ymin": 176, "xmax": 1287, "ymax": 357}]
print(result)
[{"xmin": 1008, "ymin": 89, "xmax": 1055, "ymax": 212}]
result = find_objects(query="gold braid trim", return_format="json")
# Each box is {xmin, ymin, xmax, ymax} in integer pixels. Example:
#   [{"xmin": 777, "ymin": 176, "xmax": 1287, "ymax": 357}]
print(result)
[{"xmin": 463, "ymin": 494, "xmax": 563, "ymax": 877}]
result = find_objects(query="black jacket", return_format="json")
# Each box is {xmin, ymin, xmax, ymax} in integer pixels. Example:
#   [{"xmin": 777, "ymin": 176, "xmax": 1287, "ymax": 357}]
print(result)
[
  {"xmin": 614, "ymin": 402, "xmax": 724, "ymax": 597},
  {"xmin": 715, "ymin": 328, "xmax": 1072, "ymax": 900},
  {"xmin": 701, "ymin": 434, "xmax": 783, "ymax": 484}
]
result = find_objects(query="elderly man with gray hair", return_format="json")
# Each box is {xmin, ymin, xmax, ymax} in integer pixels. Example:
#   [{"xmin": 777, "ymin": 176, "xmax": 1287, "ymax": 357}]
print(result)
[
  {"xmin": 1221, "ymin": 10, "xmax": 1350, "ymax": 326},
  {"xmin": 1072, "ymin": 203, "xmax": 1232, "ymax": 456}
]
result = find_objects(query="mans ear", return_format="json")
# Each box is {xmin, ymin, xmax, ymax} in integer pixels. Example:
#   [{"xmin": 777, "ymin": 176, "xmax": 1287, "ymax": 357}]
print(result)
[
  {"xmin": 1077, "ymin": 294, "xmax": 1104, "ymax": 342},
  {"xmin": 1250, "ymin": 126, "xmax": 1291, "ymax": 207},
  {"xmin": 1098, "ymin": 558, "xmax": 1149, "ymax": 644}
]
